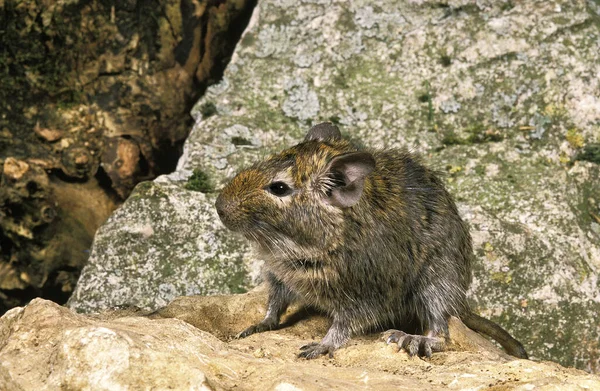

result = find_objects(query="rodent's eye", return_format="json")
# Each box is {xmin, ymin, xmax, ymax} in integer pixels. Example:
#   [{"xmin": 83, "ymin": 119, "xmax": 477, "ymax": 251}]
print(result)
[{"xmin": 266, "ymin": 181, "xmax": 293, "ymax": 197}]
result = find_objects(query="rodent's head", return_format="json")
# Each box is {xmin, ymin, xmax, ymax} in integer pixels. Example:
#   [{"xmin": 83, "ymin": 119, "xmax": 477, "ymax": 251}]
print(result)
[{"xmin": 215, "ymin": 123, "xmax": 375, "ymax": 260}]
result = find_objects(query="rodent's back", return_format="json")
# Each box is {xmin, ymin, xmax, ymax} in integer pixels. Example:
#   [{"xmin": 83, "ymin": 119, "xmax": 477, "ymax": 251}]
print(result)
[
  {"xmin": 367, "ymin": 149, "xmax": 472, "ymax": 287},
  {"xmin": 335, "ymin": 149, "xmax": 472, "ymax": 331}
]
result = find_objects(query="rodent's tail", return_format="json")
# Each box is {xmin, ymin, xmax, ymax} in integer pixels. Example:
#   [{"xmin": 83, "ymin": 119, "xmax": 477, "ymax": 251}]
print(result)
[{"xmin": 462, "ymin": 312, "xmax": 528, "ymax": 359}]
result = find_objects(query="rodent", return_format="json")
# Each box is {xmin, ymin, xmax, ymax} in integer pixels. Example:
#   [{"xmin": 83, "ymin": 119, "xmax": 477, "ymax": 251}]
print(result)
[{"xmin": 215, "ymin": 122, "xmax": 528, "ymax": 360}]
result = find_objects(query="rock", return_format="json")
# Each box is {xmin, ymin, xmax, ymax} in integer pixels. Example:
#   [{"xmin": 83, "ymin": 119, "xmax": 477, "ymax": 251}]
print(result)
[
  {"xmin": 33, "ymin": 122, "xmax": 63, "ymax": 142},
  {"xmin": 2, "ymin": 158, "xmax": 29, "ymax": 181},
  {"xmin": 67, "ymin": 180, "xmax": 252, "ymax": 312},
  {"xmin": 101, "ymin": 136, "xmax": 145, "ymax": 199},
  {"xmin": 69, "ymin": 0, "xmax": 600, "ymax": 373},
  {"xmin": 4, "ymin": 292, "xmax": 600, "ymax": 390},
  {"xmin": 61, "ymin": 146, "xmax": 97, "ymax": 179}
]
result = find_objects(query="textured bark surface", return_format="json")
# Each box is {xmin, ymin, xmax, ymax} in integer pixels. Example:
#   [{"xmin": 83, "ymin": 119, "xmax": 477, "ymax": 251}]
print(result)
[{"xmin": 0, "ymin": 0, "xmax": 255, "ymax": 313}]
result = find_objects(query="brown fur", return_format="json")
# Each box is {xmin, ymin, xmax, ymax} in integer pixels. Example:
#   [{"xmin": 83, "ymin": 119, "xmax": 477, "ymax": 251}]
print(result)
[{"xmin": 215, "ymin": 123, "xmax": 527, "ymax": 360}]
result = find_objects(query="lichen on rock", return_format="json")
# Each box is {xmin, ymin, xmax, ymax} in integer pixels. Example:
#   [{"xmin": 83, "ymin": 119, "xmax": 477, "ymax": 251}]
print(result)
[{"xmin": 68, "ymin": 180, "xmax": 253, "ymax": 313}]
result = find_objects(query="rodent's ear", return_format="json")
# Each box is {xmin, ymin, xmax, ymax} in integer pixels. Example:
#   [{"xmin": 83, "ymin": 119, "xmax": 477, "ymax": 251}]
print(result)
[
  {"xmin": 304, "ymin": 122, "xmax": 342, "ymax": 142},
  {"xmin": 326, "ymin": 152, "xmax": 375, "ymax": 208}
]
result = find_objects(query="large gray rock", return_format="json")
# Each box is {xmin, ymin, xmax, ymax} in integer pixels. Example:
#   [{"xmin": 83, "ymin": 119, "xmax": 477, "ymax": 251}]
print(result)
[
  {"xmin": 5, "ymin": 293, "xmax": 600, "ymax": 390},
  {"xmin": 67, "ymin": 181, "xmax": 252, "ymax": 311},
  {"xmin": 69, "ymin": 0, "xmax": 600, "ymax": 372}
]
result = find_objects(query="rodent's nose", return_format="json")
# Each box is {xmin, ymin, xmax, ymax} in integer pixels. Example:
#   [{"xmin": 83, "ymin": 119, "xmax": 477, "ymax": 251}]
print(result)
[
  {"xmin": 215, "ymin": 192, "xmax": 230, "ymax": 220},
  {"xmin": 215, "ymin": 192, "xmax": 241, "ymax": 230}
]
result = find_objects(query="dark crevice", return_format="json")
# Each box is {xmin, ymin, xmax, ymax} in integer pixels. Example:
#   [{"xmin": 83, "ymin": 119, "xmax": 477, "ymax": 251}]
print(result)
[
  {"xmin": 49, "ymin": 168, "xmax": 91, "ymax": 183},
  {"xmin": 152, "ymin": 137, "xmax": 187, "ymax": 176},
  {"xmin": 0, "ymin": 0, "xmax": 259, "ymax": 316},
  {"xmin": 204, "ymin": 0, "xmax": 258, "ymax": 90},
  {"xmin": 174, "ymin": 0, "xmax": 201, "ymax": 66},
  {"xmin": 0, "ymin": 286, "xmax": 42, "ymax": 314},
  {"xmin": 42, "ymin": 266, "xmax": 82, "ymax": 305},
  {"xmin": 0, "ymin": 265, "xmax": 82, "ymax": 314},
  {"xmin": 94, "ymin": 167, "xmax": 123, "ymax": 203},
  {"xmin": 137, "ymin": 148, "xmax": 151, "ymax": 177}
]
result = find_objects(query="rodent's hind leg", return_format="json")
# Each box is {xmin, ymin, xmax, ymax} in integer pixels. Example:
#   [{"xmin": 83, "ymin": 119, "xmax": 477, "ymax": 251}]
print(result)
[
  {"xmin": 237, "ymin": 275, "xmax": 295, "ymax": 339},
  {"xmin": 382, "ymin": 330, "xmax": 445, "ymax": 358},
  {"xmin": 298, "ymin": 317, "xmax": 351, "ymax": 359}
]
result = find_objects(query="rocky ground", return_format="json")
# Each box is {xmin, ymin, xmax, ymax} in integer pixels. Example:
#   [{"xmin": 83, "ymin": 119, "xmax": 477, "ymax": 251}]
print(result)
[{"xmin": 2, "ymin": 288, "xmax": 600, "ymax": 390}]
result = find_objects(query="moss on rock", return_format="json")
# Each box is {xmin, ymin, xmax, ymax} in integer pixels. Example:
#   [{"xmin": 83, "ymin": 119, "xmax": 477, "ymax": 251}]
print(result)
[{"xmin": 184, "ymin": 169, "xmax": 213, "ymax": 193}]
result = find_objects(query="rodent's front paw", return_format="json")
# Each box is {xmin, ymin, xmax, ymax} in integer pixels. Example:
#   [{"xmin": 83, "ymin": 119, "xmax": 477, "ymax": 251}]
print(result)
[
  {"xmin": 236, "ymin": 321, "xmax": 276, "ymax": 339},
  {"xmin": 298, "ymin": 342, "xmax": 335, "ymax": 359},
  {"xmin": 382, "ymin": 330, "xmax": 445, "ymax": 358}
]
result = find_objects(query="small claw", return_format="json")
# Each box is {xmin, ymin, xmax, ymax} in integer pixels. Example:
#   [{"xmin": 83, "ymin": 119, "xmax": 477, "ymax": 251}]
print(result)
[
  {"xmin": 236, "ymin": 325, "xmax": 257, "ymax": 339},
  {"xmin": 299, "ymin": 342, "xmax": 319, "ymax": 351},
  {"xmin": 404, "ymin": 337, "xmax": 420, "ymax": 357},
  {"xmin": 297, "ymin": 343, "xmax": 334, "ymax": 359},
  {"xmin": 236, "ymin": 321, "xmax": 277, "ymax": 339},
  {"xmin": 383, "ymin": 329, "xmax": 444, "ymax": 358},
  {"xmin": 297, "ymin": 350, "xmax": 317, "ymax": 359},
  {"xmin": 421, "ymin": 342, "xmax": 433, "ymax": 358},
  {"xmin": 384, "ymin": 330, "xmax": 407, "ymax": 346}
]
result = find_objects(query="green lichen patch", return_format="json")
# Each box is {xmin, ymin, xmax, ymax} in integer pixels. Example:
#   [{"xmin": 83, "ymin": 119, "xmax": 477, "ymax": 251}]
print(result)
[
  {"xmin": 184, "ymin": 169, "xmax": 213, "ymax": 193},
  {"xmin": 440, "ymin": 122, "xmax": 505, "ymax": 147},
  {"xmin": 500, "ymin": 1, "xmax": 515, "ymax": 12},
  {"xmin": 231, "ymin": 136, "xmax": 253, "ymax": 146},
  {"xmin": 566, "ymin": 128, "xmax": 585, "ymax": 149},
  {"xmin": 441, "ymin": 131, "xmax": 467, "ymax": 146},
  {"xmin": 199, "ymin": 102, "xmax": 218, "ymax": 118},
  {"xmin": 417, "ymin": 81, "xmax": 435, "ymax": 125},
  {"xmin": 439, "ymin": 55, "xmax": 452, "ymax": 67},
  {"xmin": 467, "ymin": 126, "xmax": 503, "ymax": 144},
  {"xmin": 575, "ymin": 144, "xmax": 600, "ymax": 165},
  {"xmin": 438, "ymin": 47, "xmax": 452, "ymax": 67},
  {"xmin": 240, "ymin": 32, "xmax": 256, "ymax": 48},
  {"xmin": 328, "ymin": 116, "xmax": 342, "ymax": 125},
  {"xmin": 418, "ymin": 93, "xmax": 431, "ymax": 103},
  {"xmin": 335, "ymin": 8, "xmax": 357, "ymax": 31}
]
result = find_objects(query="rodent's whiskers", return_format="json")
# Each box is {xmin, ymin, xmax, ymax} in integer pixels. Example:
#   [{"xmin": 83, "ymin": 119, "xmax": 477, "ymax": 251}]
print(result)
[{"xmin": 404, "ymin": 187, "xmax": 444, "ymax": 192}]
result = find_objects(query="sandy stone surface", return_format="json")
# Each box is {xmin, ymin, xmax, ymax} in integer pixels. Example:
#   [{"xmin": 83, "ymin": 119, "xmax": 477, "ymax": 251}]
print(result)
[{"xmin": 4, "ymin": 289, "xmax": 600, "ymax": 390}]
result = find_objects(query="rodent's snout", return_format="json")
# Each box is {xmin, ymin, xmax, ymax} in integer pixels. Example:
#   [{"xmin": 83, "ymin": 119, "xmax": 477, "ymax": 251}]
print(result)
[
  {"xmin": 216, "ymin": 169, "xmax": 269, "ymax": 232},
  {"xmin": 215, "ymin": 192, "xmax": 243, "ymax": 231}
]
